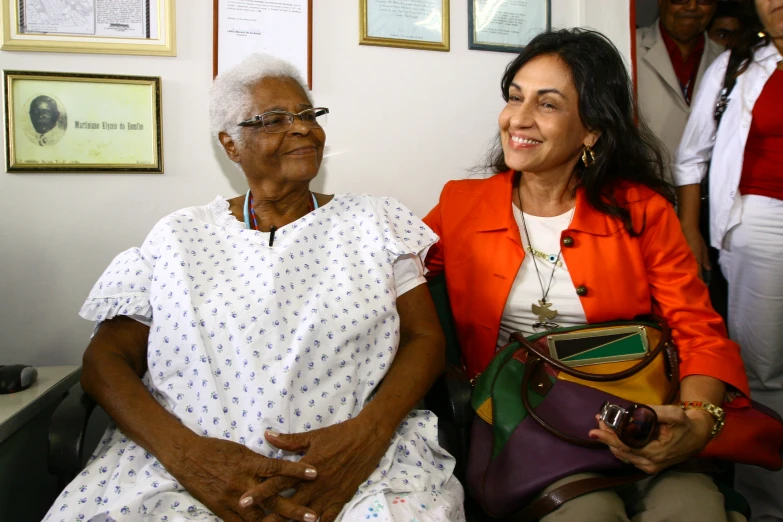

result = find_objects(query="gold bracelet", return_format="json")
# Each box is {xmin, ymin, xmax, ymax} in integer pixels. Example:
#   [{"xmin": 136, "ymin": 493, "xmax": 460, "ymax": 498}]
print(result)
[{"xmin": 680, "ymin": 401, "xmax": 726, "ymax": 439}]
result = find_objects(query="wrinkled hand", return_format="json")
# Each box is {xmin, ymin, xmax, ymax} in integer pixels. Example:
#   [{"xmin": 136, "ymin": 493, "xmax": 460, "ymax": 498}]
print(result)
[
  {"xmin": 167, "ymin": 435, "xmax": 319, "ymax": 522},
  {"xmin": 240, "ymin": 417, "xmax": 393, "ymax": 522},
  {"xmin": 682, "ymin": 227, "xmax": 711, "ymax": 281},
  {"xmin": 589, "ymin": 405, "xmax": 713, "ymax": 474}
]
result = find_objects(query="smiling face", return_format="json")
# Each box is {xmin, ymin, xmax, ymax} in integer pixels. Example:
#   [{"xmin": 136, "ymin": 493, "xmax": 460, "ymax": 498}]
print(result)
[
  {"xmin": 660, "ymin": 0, "xmax": 717, "ymax": 45},
  {"xmin": 756, "ymin": 0, "xmax": 783, "ymax": 39},
  {"xmin": 221, "ymin": 76, "xmax": 325, "ymax": 185},
  {"xmin": 498, "ymin": 54, "xmax": 596, "ymax": 176}
]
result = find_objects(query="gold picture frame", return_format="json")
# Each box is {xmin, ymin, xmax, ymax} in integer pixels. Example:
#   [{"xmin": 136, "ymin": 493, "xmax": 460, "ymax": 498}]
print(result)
[
  {"xmin": 4, "ymin": 70, "xmax": 163, "ymax": 173},
  {"xmin": 1, "ymin": 0, "xmax": 176, "ymax": 56},
  {"xmin": 359, "ymin": 0, "xmax": 449, "ymax": 52}
]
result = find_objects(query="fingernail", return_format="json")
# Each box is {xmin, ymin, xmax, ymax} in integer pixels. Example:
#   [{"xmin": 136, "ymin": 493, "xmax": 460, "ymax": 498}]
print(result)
[
  {"xmin": 305, "ymin": 467, "xmax": 317, "ymax": 478},
  {"xmin": 239, "ymin": 496, "xmax": 253, "ymax": 508},
  {"xmin": 266, "ymin": 429, "xmax": 280, "ymax": 437},
  {"xmin": 589, "ymin": 433, "xmax": 598, "ymax": 439},
  {"xmin": 304, "ymin": 513, "xmax": 317, "ymax": 522}
]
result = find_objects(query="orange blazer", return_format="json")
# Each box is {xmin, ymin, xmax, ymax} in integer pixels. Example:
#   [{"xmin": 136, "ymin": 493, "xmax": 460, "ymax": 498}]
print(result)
[{"xmin": 423, "ymin": 170, "xmax": 750, "ymax": 398}]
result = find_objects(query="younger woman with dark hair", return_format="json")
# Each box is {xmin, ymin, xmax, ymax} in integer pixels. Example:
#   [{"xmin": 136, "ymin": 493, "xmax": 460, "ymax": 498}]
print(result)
[
  {"xmin": 425, "ymin": 28, "xmax": 749, "ymax": 521},
  {"xmin": 675, "ymin": 0, "xmax": 783, "ymax": 518}
]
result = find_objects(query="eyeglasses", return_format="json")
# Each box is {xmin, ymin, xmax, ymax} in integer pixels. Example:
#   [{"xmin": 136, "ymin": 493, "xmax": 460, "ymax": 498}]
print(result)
[
  {"xmin": 669, "ymin": 0, "xmax": 717, "ymax": 5},
  {"xmin": 237, "ymin": 107, "xmax": 329, "ymax": 133},
  {"xmin": 599, "ymin": 401, "xmax": 658, "ymax": 449}
]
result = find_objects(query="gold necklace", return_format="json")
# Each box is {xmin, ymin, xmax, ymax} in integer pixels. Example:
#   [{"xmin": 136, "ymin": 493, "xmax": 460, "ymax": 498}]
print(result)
[{"xmin": 517, "ymin": 183, "xmax": 562, "ymax": 329}]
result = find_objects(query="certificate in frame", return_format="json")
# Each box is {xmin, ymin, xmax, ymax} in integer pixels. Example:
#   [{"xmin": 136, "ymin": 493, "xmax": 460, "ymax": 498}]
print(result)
[
  {"xmin": 468, "ymin": 0, "xmax": 550, "ymax": 54},
  {"xmin": 360, "ymin": 0, "xmax": 449, "ymax": 52},
  {"xmin": 0, "ymin": 0, "xmax": 176, "ymax": 56},
  {"xmin": 4, "ymin": 70, "xmax": 163, "ymax": 173},
  {"xmin": 213, "ymin": 0, "xmax": 312, "ymax": 87}
]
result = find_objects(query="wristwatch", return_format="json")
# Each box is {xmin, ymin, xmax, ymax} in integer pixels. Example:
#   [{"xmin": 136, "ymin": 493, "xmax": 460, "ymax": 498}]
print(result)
[{"xmin": 680, "ymin": 401, "xmax": 726, "ymax": 439}]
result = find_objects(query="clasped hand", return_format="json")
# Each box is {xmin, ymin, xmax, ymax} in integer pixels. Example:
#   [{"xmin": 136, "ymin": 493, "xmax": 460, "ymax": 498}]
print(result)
[{"xmin": 239, "ymin": 416, "xmax": 391, "ymax": 522}]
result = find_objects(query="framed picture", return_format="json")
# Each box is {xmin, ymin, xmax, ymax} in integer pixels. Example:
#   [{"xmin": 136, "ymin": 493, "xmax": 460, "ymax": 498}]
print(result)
[
  {"xmin": 360, "ymin": 0, "xmax": 449, "ymax": 52},
  {"xmin": 0, "ymin": 0, "xmax": 176, "ymax": 56},
  {"xmin": 213, "ymin": 0, "xmax": 312, "ymax": 87},
  {"xmin": 4, "ymin": 70, "xmax": 163, "ymax": 173},
  {"xmin": 468, "ymin": 0, "xmax": 549, "ymax": 53}
]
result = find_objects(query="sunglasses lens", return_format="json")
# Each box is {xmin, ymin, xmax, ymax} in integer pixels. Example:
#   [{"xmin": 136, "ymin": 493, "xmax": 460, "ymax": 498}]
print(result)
[{"xmin": 621, "ymin": 407, "xmax": 657, "ymax": 448}]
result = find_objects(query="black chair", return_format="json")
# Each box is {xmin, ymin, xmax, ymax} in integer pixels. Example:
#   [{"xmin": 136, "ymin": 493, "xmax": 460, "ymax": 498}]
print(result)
[{"xmin": 48, "ymin": 381, "xmax": 108, "ymax": 490}]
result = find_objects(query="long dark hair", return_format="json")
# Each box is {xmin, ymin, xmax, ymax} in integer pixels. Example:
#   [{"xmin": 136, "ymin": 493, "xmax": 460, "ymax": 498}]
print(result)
[
  {"xmin": 483, "ymin": 29, "xmax": 674, "ymax": 235},
  {"xmin": 727, "ymin": 1, "xmax": 770, "ymax": 81}
]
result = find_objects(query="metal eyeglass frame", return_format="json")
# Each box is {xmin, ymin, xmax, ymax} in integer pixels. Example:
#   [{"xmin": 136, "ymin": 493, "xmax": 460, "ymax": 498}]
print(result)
[{"xmin": 237, "ymin": 107, "xmax": 329, "ymax": 133}]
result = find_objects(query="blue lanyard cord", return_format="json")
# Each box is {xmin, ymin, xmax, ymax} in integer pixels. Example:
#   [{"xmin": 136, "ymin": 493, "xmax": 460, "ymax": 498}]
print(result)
[
  {"xmin": 244, "ymin": 190, "xmax": 319, "ymax": 230},
  {"xmin": 243, "ymin": 189, "xmax": 252, "ymax": 229}
]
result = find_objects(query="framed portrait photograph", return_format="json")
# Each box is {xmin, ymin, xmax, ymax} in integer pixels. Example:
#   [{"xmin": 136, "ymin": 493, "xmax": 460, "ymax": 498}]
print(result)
[
  {"xmin": 213, "ymin": 0, "xmax": 312, "ymax": 87},
  {"xmin": 469, "ymin": 0, "xmax": 550, "ymax": 53},
  {"xmin": 0, "ymin": 0, "xmax": 176, "ymax": 56},
  {"xmin": 360, "ymin": 0, "xmax": 449, "ymax": 52},
  {"xmin": 3, "ymin": 70, "xmax": 163, "ymax": 173}
]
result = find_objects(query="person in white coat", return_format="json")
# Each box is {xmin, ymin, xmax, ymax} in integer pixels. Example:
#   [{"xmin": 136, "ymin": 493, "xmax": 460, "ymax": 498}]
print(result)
[
  {"xmin": 674, "ymin": 1, "xmax": 783, "ymax": 519},
  {"xmin": 636, "ymin": 0, "xmax": 722, "ymax": 181}
]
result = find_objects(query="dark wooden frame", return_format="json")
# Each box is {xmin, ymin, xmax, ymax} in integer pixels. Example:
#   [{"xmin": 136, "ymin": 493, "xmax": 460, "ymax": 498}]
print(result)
[
  {"xmin": 212, "ymin": 0, "xmax": 313, "ymax": 88},
  {"xmin": 468, "ymin": 0, "xmax": 551, "ymax": 53}
]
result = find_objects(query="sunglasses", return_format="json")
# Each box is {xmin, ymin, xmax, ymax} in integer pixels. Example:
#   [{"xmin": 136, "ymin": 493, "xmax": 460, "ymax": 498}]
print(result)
[{"xmin": 599, "ymin": 401, "xmax": 658, "ymax": 449}]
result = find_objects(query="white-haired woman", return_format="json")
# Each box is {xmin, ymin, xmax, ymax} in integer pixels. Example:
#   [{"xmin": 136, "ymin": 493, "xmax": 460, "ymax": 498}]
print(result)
[{"xmin": 43, "ymin": 54, "xmax": 464, "ymax": 522}]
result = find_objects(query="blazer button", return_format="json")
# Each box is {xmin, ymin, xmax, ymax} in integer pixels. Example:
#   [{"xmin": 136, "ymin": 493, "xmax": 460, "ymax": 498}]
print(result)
[
  {"xmin": 576, "ymin": 285, "xmax": 588, "ymax": 296},
  {"xmin": 562, "ymin": 236, "xmax": 574, "ymax": 247}
]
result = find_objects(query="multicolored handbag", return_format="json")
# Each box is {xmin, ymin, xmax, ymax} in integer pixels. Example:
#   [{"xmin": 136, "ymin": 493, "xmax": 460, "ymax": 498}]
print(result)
[{"xmin": 465, "ymin": 318, "xmax": 783, "ymax": 521}]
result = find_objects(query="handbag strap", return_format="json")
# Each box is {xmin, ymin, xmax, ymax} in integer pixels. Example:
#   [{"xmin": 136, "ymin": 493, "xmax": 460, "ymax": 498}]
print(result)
[
  {"xmin": 505, "ymin": 473, "xmax": 649, "ymax": 522},
  {"xmin": 520, "ymin": 354, "xmax": 605, "ymax": 449},
  {"xmin": 503, "ymin": 457, "xmax": 723, "ymax": 521},
  {"xmin": 510, "ymin": 320, "xmax": 679, "ymax": 386},
  {"xmin": 514, "ymin": 321, "xmax": 679, "ymax": 449}
]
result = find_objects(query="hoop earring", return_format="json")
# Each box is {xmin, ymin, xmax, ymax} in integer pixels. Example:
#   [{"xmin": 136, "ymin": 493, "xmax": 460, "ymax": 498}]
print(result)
[{"xmin": 582, "ymin": 145, "xmax": 596, "ymax": 168}]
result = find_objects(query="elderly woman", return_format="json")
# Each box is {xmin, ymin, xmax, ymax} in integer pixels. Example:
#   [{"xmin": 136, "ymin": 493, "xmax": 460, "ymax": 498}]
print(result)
[
  {"xmin": 424, "ymin": 30, "xmax": 750, "ymax": 521},
  {"xmin": 43, "ymin": 54, "xmax": 463, "ymax": 522}
]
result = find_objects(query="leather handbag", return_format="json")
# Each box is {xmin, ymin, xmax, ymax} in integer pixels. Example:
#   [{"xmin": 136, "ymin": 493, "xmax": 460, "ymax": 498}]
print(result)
[
  {"xmin": 466, "ymin": 318, "xmax": 783, "ymax": 521},
  {"xmin": 466, "ymin": 319, "xmax": 677, "ymax": 520}
]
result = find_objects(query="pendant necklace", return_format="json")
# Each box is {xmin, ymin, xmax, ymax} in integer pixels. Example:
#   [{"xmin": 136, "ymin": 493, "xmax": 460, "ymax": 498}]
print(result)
[{"xmin": 517, "ymin": 183, "xmax": 564, "ymax": 329}]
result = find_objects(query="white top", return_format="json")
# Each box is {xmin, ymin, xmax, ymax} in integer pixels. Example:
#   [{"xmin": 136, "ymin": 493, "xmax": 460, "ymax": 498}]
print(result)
[
  {"xmin": 497, "ymin": 205, "xmax": 587, "ymax": 348},
  {"xmin": 44, "ymin": 194, "xmax": 463, "ymax": 522},
  {"xmin": 673, "ymin": 43, "xmax": 783, "ymax": 249}
]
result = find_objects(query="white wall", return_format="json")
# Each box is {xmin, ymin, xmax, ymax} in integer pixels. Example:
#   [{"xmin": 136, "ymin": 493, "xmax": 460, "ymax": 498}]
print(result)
[{"xmin": 0, "ymin": 0, "xmax": 630, "ymax": 365}]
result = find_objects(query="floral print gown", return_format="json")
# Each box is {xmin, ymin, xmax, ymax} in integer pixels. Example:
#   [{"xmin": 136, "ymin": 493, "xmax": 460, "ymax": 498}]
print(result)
[{"xmin": 43, "ymin": 194, "xmax": 465, "ymax": 522}]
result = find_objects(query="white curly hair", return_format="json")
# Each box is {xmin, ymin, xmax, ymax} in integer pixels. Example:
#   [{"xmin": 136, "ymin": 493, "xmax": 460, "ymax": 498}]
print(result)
[{"xmin": 208, "ymin": 53, "xmax": 312, "ymax": 146}]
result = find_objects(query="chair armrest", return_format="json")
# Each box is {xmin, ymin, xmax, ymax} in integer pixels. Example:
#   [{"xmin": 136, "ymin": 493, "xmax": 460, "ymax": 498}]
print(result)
[
  {"xmin": 425, "ymin": 363, "xmax": 474, "ymax": 484},
  {"xmin": 426, "ymin": 363, "xmax": 474, "ymax": 427},
  {"xmin": 48, "ymin": 382, "xmax": 98, "ymax": 487}
]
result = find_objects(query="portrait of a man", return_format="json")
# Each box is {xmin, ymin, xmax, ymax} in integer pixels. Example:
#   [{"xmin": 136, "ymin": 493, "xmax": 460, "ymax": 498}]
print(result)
[{"xmin": 24, "ymin": 94, "xmax": 67, "ymax": 146}]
